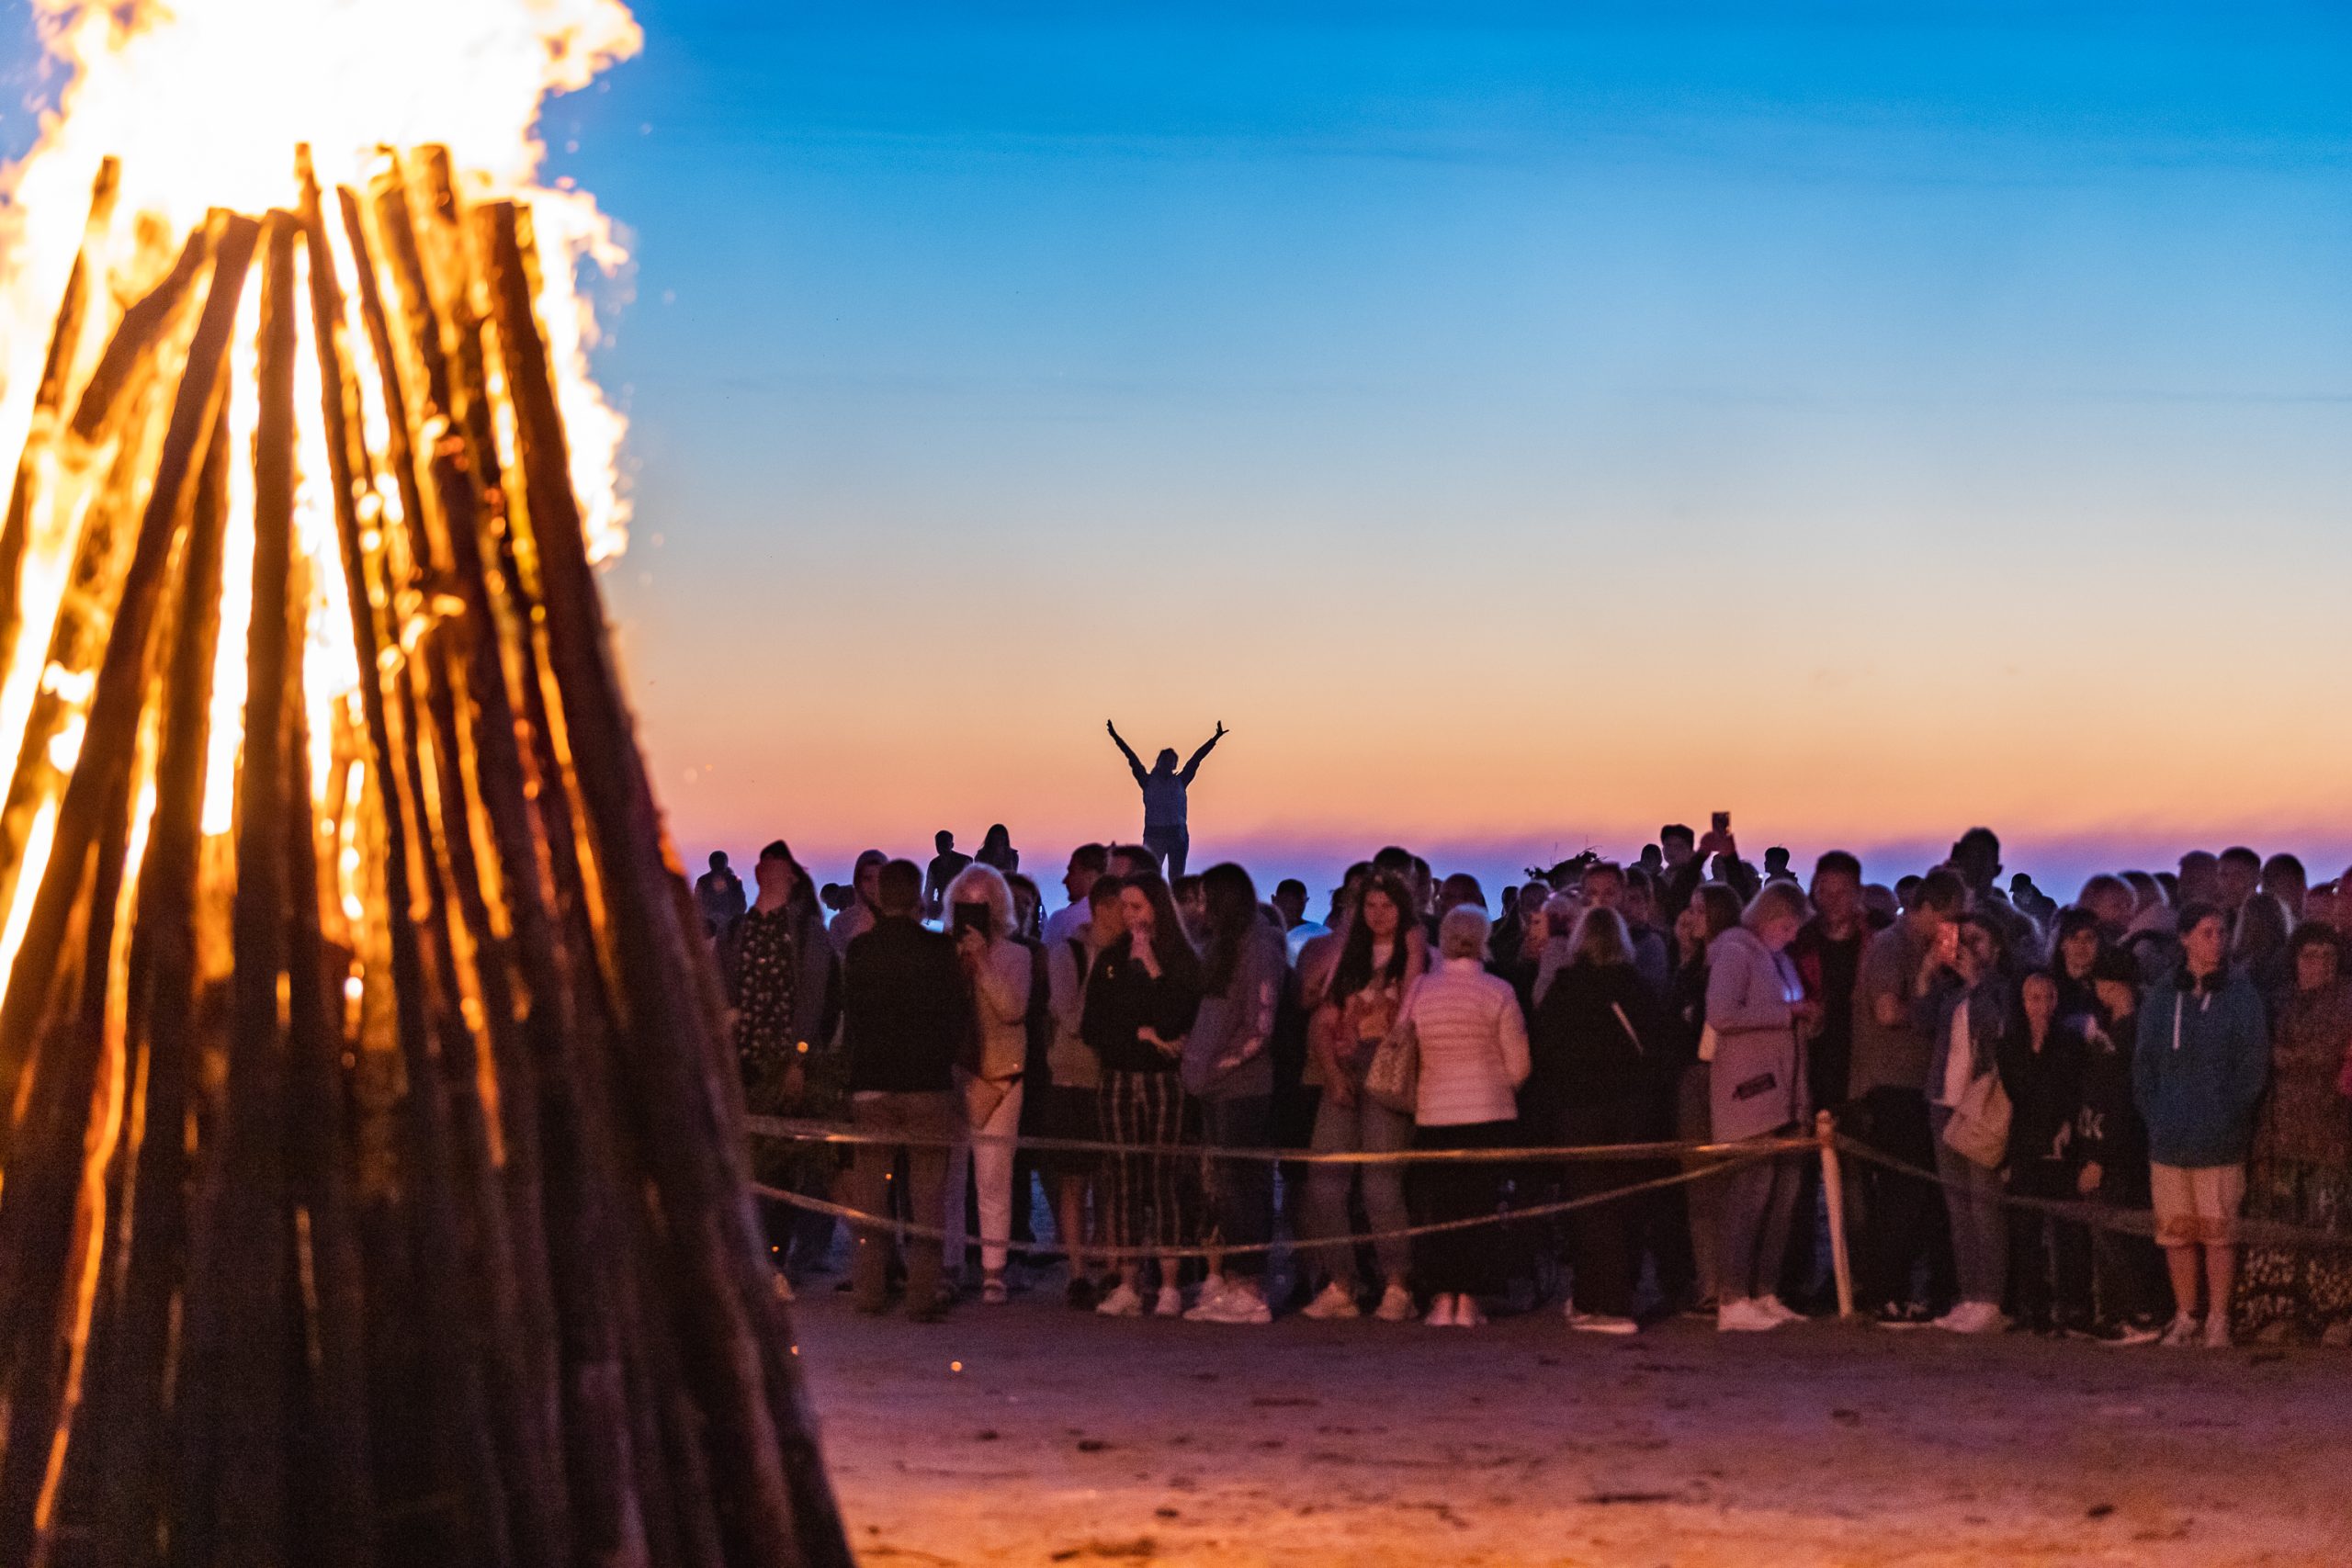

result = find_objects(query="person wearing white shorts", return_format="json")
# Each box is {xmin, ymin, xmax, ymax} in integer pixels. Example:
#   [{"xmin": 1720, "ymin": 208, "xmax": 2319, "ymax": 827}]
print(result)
[{"xmin": 2132, "ymin": 906, "xmax": 2270, "ymax": 1349}]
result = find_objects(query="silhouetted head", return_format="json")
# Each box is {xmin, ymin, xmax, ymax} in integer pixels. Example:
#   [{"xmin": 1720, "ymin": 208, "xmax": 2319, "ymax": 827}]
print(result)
[
  {"xmin": 2217, "ymin": 845, "xmax": 2262, "ymax": 910},
  {"xmin": 935, "ymin": 829, "xmax": 956, "ymax": 853},
  {"xmin": 1154, "ymin": 748, "xmax": 1179, "ymax": 774},
  {"xmin": 708, "ymin": 851, "xmax": 728, "ymax": 872},
  {"xmin": 876, "ymin": 860, "xmax": 922, "ymax": 917},
  {"xmin": 1951, "ymin": 827, "xmax": 2002, "ymax": 893},
  {"xmin": 755, "ymin": 840, "xmax": 816, "ymax": 917}
]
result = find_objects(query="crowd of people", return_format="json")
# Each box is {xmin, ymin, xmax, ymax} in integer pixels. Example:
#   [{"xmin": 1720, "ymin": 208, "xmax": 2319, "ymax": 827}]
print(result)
[{"xmin": 695, "ymin": 815, "xmax": 2352, "ymax": 1350}]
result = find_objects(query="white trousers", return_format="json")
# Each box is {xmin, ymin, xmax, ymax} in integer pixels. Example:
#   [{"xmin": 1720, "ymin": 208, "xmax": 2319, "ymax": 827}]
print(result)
[{"xmin": 943, "ymin": 1075, "xmax": 1026, "ymax": 1275}]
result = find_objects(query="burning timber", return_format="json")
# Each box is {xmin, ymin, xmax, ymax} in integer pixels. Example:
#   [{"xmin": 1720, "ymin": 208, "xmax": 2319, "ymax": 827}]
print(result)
[{"xmin": 0, "ymin": 151, "xmax": 850, "ymax": 1568}]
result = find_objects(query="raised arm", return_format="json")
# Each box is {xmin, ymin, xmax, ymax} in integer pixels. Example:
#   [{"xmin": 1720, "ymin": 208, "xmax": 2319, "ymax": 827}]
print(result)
[
  {"xmin": 1106, "ymin": 719, "xmax": 1148, "ymax": 785},
  {"xmin": 1179, "ymin": 720, "xmax": 1228, "ymax": 784}
]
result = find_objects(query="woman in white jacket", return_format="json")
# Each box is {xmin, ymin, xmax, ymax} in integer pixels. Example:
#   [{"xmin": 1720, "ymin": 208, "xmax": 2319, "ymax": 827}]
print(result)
[
  {"xmin": 944, "ymin": 863, "xmax": 1034, "ymax": 1303},
  {"xmin": 1397, "ymin": 905, "xmax": 1531, "ymax": 1327}
]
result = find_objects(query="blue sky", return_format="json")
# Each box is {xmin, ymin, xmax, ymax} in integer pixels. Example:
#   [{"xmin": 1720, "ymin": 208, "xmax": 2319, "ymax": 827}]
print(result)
[{"xmin": 6, "ymin": 2, "xmax": 2350, "ymax": 901}]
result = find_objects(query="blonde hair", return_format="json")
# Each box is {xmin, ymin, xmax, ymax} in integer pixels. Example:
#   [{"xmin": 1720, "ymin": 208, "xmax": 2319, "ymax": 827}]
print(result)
[
  {"xmin": 1438, "ymin": 904, "xmax": 1491, "ymax": 961},
  {"xmin": 944, "ymin": 862, "xmax": 1015, "ymax": 938},
  {"xmin": 1568, "ymin": 907, "xmax": 1633, "ymax": 967},
  {"xmin": 1741, "ymin": 881, "xmax": 1809, "ymax": 933}
]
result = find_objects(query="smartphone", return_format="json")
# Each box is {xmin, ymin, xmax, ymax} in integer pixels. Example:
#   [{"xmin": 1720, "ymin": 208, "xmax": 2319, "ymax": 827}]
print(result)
[
  {"xmin": 1712, "ymin": 811, "xmax": 1731, "ymax": 835},
  {"xmin": 952, "ymin": 901, "xmax": 991, "ymax": 940}
]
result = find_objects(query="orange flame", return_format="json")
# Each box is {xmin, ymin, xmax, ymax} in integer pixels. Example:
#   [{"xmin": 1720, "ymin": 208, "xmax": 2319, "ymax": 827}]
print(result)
[{"xmin": 0, "ymin": 0, "xmax": 642, "ymax": 1002}]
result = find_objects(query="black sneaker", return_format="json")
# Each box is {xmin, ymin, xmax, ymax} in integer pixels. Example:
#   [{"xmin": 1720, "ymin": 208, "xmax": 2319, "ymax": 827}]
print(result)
[
  {"xmin": 1066, "ymin": 1277, "xmax": 1099, "ymax": 1313},
  {"xmin": 2066, "ymin": 1319, "xmax": 2128, "ymax": 1345},
  {"xmin": 1874, "ymin": 1302, "xmax": 1932, "ymax": 1330}
]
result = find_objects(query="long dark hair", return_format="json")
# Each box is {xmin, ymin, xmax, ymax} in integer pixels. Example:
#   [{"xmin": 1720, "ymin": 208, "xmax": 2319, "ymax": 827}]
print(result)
[
  {"xmin": 1121, "ymin": 871, "xmax": 1202, "ymax": 989},
  {"xmin": 1199, "ymin": 862, "xmax": 1261, "ymax": 994},
  {"xmin": 756, "ymin": 839, "xmax": 821, "ymax": 924},
  {"xmin": 1332, "ymin": 873, "xmax": 1415, "ymax": 999}
]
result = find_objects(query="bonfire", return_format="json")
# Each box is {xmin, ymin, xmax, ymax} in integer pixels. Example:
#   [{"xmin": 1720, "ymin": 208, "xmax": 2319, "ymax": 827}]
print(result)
[{"xmin": 0, "ymin": 4, "xmax": 843, "ymax": 1564}]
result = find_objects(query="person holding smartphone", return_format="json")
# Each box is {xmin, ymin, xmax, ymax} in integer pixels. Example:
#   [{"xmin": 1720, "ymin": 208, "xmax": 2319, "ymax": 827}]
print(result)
[
  {"xmin": 941, "ymin": 864, "xmax": 1034, "ymax": 1305},
  {"xmin": 1082, "ymin": 872, "xmax": 1206, "ymax": 1316}
]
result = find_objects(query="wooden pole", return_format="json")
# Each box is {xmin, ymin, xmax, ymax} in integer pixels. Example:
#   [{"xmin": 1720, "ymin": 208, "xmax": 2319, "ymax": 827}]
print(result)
[
  {"xmin": 363, "ymin": 166, "xmax": 575, "ymax": 1568},
  {"xmin": 281, "ymin": 542, "xmax": 376, "ymax": 1568},
  {"xmin": 173, "ymin": 206, "xmax": 303, "ymax": 1568},
  {"xmin": 0, "ymin": 159, "xmax": 119, "ymax": 711},
  {"xmin": 0, "ymin": 209, "xmax": 257, "ymax": 1562},
  {"xmin": 480, "ymin": 199, "xmax": 852, "ymax": 1568},
  {"xmin": 325, "ymin": 180, "xmax": 514, "ymax": 1568},
  {"xmin": 400, "ymin": 143, "xmax": 668, "ymax": 1568},
  {"xmin": 66, "ymin": 393, "xmax": 232, "ymax": 1568},
  {"xmin": 0, "ymin": 152, "xmax": 853, "ymax": 1568},
  {"xmin": 1816, "ymin": 1110, "xmax": 1856, "ymax": 1321},
  {"xmin": 0, "ymin": 220, "xmax": 214, "ymax": 952}
]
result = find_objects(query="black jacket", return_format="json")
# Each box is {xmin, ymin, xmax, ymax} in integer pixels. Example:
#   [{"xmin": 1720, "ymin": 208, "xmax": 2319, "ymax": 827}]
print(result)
[
  {"xmin": 1528, "ymin": 961, "xmax": 1665, "ymax": 1115},
  {"xmin": 2069, "ymin": 999, "xmax": 2150, "ymax": 1198},
  {"xmin": 1081, "ymin": 940, "xmax": 1203, "ymax": 1076},
  {"xmin": 1996, "ymin": 1022, "xmax": 2084, "ymax": 1168},
  {"xmin": 842, "ymin": 917, "xmax": 969, "ymax": 1094}
]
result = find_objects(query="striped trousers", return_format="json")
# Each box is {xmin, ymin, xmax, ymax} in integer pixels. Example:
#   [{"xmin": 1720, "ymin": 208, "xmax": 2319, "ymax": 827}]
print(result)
[{"xmin": 1099, "ymin": 1069, "xmax": 1201, "ymax": 1254}]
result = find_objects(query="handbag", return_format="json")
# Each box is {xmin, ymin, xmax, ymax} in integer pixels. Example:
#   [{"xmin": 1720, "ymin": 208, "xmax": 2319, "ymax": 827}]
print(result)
[
  {"xmin": 1363, "ymin": 1014, "xmax": 1420, "ymax": 1115},
  {"xmin": 1940, "ymin": 1064, "xmax": 2013, "ymax": 1170}
]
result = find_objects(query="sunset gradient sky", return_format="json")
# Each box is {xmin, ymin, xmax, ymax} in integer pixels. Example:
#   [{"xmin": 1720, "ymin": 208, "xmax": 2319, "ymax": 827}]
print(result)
[{"xmin": 6, "ymin": 3, "xmax": 2350, "ymax": 900}]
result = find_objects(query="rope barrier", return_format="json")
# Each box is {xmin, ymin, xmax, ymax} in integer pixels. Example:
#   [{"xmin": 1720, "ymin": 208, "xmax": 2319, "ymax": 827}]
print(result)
[
  {"xmin": 752, "ymin": 1142, "xmax": 1793, "ymax": 1263},
  {"xmin": 1831, "ymin": 1134, "xmax": 2352, "ymax": 1254},
  {"xmin": 743, "ymin": 1114, "xmax": 1816, "ymax": 1168}
]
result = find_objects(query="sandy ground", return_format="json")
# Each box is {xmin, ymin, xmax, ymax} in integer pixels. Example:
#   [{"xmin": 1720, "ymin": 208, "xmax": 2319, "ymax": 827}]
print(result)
[{"xmin": 789, "ymin": 1283, "xmax": 2352, "ymax": 1567}]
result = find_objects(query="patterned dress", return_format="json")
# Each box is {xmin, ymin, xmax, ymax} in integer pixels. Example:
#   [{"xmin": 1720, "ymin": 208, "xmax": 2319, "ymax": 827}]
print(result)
[
  {"xmin": 2234, "ymin": 980, "xmax": 2352, "ymax": 1344},
  {"xmin": 731, "ymin": 902, "xmax": 845, "ymax": 1194},
  {"xmin": 732, "ymin": 903, "xmax": 801, "ymax": 1080}
]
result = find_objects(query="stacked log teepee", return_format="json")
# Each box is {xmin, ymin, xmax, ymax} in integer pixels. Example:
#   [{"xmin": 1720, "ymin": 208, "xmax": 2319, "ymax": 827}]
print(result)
[{"xmin": 0, "ymin": 150, "xmax": 848, "ymax": 1568}]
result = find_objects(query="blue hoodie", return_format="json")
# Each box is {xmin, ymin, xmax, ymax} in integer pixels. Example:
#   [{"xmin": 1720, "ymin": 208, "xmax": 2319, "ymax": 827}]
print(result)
[{"xmin": 2132, "ymin": 965, "xmax": 2268, "ymax": 1168}]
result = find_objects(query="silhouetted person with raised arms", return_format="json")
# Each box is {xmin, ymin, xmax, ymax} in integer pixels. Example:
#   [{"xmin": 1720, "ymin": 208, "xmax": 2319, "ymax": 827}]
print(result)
[{"xmin": 1105, "ymin": 718, "xmax": 1227, "ymax": 879}]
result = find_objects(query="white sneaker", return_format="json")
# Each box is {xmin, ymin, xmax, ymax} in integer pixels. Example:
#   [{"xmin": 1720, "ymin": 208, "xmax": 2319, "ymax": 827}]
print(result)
[
  {"xmin": 1300, "ymin": 1281, "xmax": 1361, "ymax": 1321},
  {"xmin": 2157, "ymin": 1314, "xmax": 2202, "ymax": 1348},
  {"xmin": 1932, "ymin": 1301, "xmax": 2005, "ymax": 1335},
  {"xmin": 1716, "ymin": 1298, "xmax": 1781, "ymax": 1333},
  {"xmin": 1194, "ymin": 1274, "xmax": 1229, "ymax": 1313},
  {"xmin": 2201, "ymin": 1315, "xmax": 2233, "ymax": 1350},
  {"xmin": 1758, "ymin": 1296, "xmax": 1803, "ymax": 1325},
  {"xmin": 1570, "ymin": 1313, "xmax": 1639, "ymax": 1337},
  {"xmin": 1453, "ymin": 1297, "xmax": 1487, "ymax": 1328},
  {"xmin": 1153, "ymin": 1285, "xmax": 1185, "ymax": 1319},
  {"xmin": 1094, "ymin": 1281, "xmax": 1144, "ymax": 1317},
  {"xmin": 1186, "ymin": 1283, "xmax": 1272, "ymax": 1325},
  {"xmin": 1425, "ymin": 1294, "xmax": 1459, "ymax": 1328},
  {"xmin": 1374, "ymin": 1282, "xmax": 1417, "ymax": 1323}
]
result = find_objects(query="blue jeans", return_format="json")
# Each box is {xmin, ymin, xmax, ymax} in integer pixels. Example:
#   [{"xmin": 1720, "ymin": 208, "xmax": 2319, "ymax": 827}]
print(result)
[
  {"xmin": 1303, "ymin": 1092, "xmax": 1413, "ymax": 1291},
  {"xmin": 1931, "ymin": 1106, "xmax": 2007, "ymax": 1307},
  {"xmin": 1142, "ymin": 826, "xmax": 1190, "ymax": 881}
]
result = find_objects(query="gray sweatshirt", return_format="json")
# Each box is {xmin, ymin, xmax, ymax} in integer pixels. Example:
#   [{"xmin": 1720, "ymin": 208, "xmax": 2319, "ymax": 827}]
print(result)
[{"xmin": 1182, "ymin": 923, "xmax": 1287, "ymax": 1100}]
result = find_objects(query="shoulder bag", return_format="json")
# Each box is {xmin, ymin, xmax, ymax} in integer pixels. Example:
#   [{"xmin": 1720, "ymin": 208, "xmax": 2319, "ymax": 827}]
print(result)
[
  {"xmin": 1363, "ymin": 985, "xmax": 1422, "ymax": 1114},
  {"xmin": 1939, "ymin": 1062, "xmax": 2013, "ymax": 1169}
]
